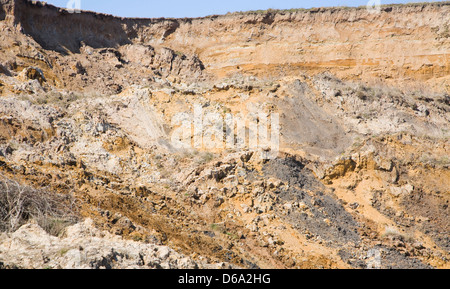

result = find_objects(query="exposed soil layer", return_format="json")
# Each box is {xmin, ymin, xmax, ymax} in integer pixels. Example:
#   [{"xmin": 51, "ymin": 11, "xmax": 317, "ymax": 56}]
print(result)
[{"xmin": 0, "ymin": 0, "xmax": 448, "ymax": 269}]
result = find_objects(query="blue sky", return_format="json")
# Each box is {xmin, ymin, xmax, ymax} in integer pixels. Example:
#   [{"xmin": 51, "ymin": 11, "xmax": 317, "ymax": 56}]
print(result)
[{"xmin": 42, "ymin": 0, "xmax": 442, "ymax": 18}]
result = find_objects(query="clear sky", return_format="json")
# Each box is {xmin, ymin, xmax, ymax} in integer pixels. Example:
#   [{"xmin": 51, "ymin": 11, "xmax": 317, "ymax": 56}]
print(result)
[{"xmin": 42, "ymin": 0, "xmax": 443, "ymax": 18}]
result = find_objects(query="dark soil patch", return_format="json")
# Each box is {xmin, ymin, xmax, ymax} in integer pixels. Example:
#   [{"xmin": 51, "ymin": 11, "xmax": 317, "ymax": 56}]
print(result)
[{"xmin": 263, "ymin": 156, "xmax": 361, "ymax": 246}]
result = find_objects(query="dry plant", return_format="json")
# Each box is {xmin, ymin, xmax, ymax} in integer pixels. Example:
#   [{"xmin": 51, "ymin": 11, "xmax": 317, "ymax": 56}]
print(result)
[{"xmin": 0, "ymin": 175, "xmax": 80, "ymax": 236}]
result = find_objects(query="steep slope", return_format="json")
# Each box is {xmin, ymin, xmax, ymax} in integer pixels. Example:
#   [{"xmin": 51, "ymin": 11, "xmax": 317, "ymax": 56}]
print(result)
[
  {"xmin": 3, "ymin": 0, "xmax": 450, "ymax": 88},
  {"xmin": 0, "ymin": 0, "xmax": 448, "ymax": 269}
]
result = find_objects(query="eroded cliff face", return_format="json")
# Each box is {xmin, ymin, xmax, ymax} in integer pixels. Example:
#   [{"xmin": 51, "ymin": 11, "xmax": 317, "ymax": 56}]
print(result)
[
  {"xmin": 155, "ymin": 4, "xmax": 450, "ymax": 87},
  {"xmin": 0, "ymin": 0, "xmax": 448, "ymax": 269},
  {"xmin": 5, "ymin": 0, "xmax": 450, "ymax": 89}
]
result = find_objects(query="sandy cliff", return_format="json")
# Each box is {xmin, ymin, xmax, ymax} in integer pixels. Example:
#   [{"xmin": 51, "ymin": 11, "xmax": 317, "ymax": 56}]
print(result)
[
  {"xmin": 0, "ymin": 0, "xmax": 448, "ymax": 269},
  {"xmin": 4, "ymin": 1, "xmax": 450, "ymax": 87}
]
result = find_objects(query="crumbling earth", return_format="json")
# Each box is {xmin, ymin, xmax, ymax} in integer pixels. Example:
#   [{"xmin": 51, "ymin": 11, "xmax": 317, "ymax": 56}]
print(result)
[{"xmin": 0, "ymin": 0, "xmax": 448, "ymax": 269}]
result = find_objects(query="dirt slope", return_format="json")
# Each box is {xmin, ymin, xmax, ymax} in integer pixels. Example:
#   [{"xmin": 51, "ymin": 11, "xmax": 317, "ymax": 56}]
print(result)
[{"xmin": 0, "ymin": 0, "xmax": 448, "ymax": 269}]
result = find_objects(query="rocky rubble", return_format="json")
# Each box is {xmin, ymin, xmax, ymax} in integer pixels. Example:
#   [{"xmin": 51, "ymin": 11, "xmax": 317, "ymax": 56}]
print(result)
[
  {"xmin": 0, "ymin": 219, "xmax": 233, "ymax": 269},
  {"xmin": 0, "ymin": 0, "xmax": 448, "ymax": 269}
]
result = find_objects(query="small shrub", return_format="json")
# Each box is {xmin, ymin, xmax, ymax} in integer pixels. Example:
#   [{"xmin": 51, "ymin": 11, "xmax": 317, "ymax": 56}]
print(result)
[
  {"xmin": 382, "ymin": 226, "xmax": 414, "ymax": 242},
  {"xmin": 196, "ymin": 152, "xmax": 215, "ymax": 165},
  {"xmin": 58, "ymin": 248, "xmax": 70, "ymax": 257},
  {"xmin": 0, "ymin": 175, "xmax": 79, "ymax": 235},
  {"xmin": 356, "ymin": 90, "xmax": 367, "ymax": 101},
  {"xmin": 383, "ymin": 226, "xmax": 401, "ymax": 238},
  {"xmin": 174, "ymin": 51, "xmax": 185, "ymax": 58}
]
